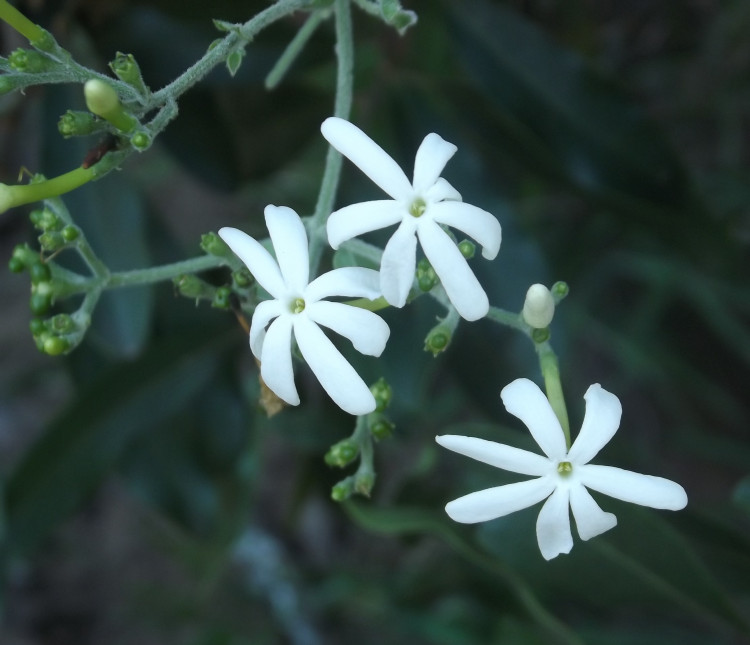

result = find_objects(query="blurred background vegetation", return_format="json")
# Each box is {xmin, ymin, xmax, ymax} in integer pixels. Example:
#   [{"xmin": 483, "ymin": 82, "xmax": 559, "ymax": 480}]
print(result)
[{"xmin": 0, "ymin": 0, "xmax": 749, "ymax": 643}]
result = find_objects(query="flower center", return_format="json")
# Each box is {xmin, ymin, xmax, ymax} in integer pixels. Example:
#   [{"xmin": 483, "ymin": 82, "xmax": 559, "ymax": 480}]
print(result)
[
  {"xmin": 409, "ymin": 197, "xmax": 427, "ymax": 217},
  {"xmin": 557, "ymin": 461, "xmax": 573, "ymax": 477},
  {"xmin": 290, "ymin": 297, "xmax": 306, "ymax": 314}
]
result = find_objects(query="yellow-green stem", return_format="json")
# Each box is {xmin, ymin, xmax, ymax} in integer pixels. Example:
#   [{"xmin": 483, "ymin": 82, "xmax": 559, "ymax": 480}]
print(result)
[
  {"xmin": 0, "ymin": 166, "xmax": 96, "ymax": 214},
  {"xmin": 537, "ymin": 342, "xmax": 570, "ymax": 447},
  {"xmin": 0, "ymin": 0, "xmax": 45, "ymax": 44}
]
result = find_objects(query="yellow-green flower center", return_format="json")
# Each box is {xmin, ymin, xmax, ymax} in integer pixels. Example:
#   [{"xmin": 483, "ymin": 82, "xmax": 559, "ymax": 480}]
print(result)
[
  {"xmin": 409, "ymin": 197, "xmax": 427, "ymax": 217},
  {"xmin": 291, "ymin": 297, "xmax": 306, "ymax": 314},
  {"xmin": 557, "ymin": 461, "xmax": 573, "ymax": 476}
]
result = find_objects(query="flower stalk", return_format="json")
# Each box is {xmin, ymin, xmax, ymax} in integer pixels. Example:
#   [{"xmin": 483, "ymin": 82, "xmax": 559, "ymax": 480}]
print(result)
[
  {"xmin": 0, "ymin": 0, "xmax": 46, "ymax": 45},
  {"xmin": 0, "ymin": 168, "xmax": 96, "ymax": 215}
]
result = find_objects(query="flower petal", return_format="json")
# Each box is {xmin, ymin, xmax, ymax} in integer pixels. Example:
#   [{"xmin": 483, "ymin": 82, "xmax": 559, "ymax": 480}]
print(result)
[
  {"xmin": 412, "ymin": 133, "xmax": 457, "ymax": 193},
  {"xmin": 294, "ymin": 314, "xmax": 376, "ymax": 415},
  {"xmin": 264, "ymin": 205, "xmax": 309, "ymax": 294},
  {"xmin": 219, "ymin": 227, "xmax": 285, "ymax": 299},
  {"xmin": 250, "ymin": 299, "xmax": 284, "ymax": 359},
  {"xmin": 418, "ymin": 219, "xmax": 489, "ymax": 321},
  {"xmin": 321, "ymin": 117, "xmax": 412, "ymax": 200},
  {"xmin": 307, "ymin": 301, "xmax": 390, "ymax": 356},
  {"xmin": 326, "ymin": 201, "xmax": 404, "ymax": 249},
  {"xmin": 430, "ymin": 202, "xmax": 502, "ymax": 260},
  {"xmin": 306, "ymin": 267, "xmax": 382, "ymax": 302},
  {"xmin": 567, "ymin": 383, "xmax": 622, "ymax": 465},
  {"xmin": 536, "ymin": 486, "xmax": 573, "ymax": 560},
  {"xmin": 569, "ymin": 484, "xmax": 617, "ymax": 541},
  {"xmin": 380, "ymin": 217, "xmax": 418, "ymax": 307},
  {"xmin": 500, "ymin": 378, "xmax": 568, "ymax": 460},
  {"xmin": 444, "ymin": 477, "xmax": 555, "ymax": 524},
  {"xmin": 580, "ymin": 464, "xmax": 688, "ymax": 510},
  {"xmin": 435, "ymin": 435, "xmax": 551, "ymax": 476},
  {"xmin": 424, "ymin": 177, "xmax": 462, "ymax": 202},
  {"xmin": 259, "ymin": 315, "xmax": 298, "ymax": 406}
]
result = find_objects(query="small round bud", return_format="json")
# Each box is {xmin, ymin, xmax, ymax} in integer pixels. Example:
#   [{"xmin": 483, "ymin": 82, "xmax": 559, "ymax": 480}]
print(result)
[
  {"xmin": 84, "ymin": 79, "xmax": 120, "ymax": 115},
  {"xmin": 30, "ymin": 292, "xmax": 52, "ymax": 315},
  {"xmin": 531, "ymin": 327, "xmax": 550, "ymax": 344},
  {"xmin": 12, "ymin": 244, "xmax": 37, "ymax": 268},
  {"xmin": 200, "ymin": 232, "xmax": 232, "ymax": 258},
  {"xmin": 424, "ymin": 328, "xmax": 450, "ymax": 356},
  {"xmin": 51, "ymin": 313, "xmax": 75, "ymax": 334},
  {"xmin": 458, "ymin": 239, "xmax": 476, "ymax": 259},
  {"xmin": 9, "ymin": 48, "xmax": 50, "ymax": 73},
  {"xmin": 61, "ymin": 225, "xmax": 80, "ymax": 242},
  {"xmin": 551, "ymin": 281, "xmax": 569, "ymax": 303},
  {"xmin": 522, "ymin": 283, "xmax": 555, "ymax": 329},
  {"xmin": 38, "ymin": 231, "xmax": 64, "ymax": 252},
  {"xmin": 416, "ymin": 258, "xmax": 438, "ymax": 292},
  {"xmin": 369, "ymin": 417, "xmax": 394, "ymax": 441},
  {"xmin": 8, "ymin": 257, "xmax": 25, "ymax": 273},
  {"xmin": 324, "ymin": 439, "xmax": 359, "ymax": 468},
  {"xmin": 30, "ymin": 207, "xmax": 60, "ymax": 232},
  {"xmin": 43, "ymin": 336, "xmax": 69, "ymax": 356},
  {"xmin": 232, "ymin": 269, "xmax": 253, "ymax": 288},
  {"xmin": 29, "ymin": 317, "xmax": 46, "ymax": 335},
  {"xmin": 58, "ymin": 110, "xmax": 102, "ymax": 138},
  {"xmin": 211, "ymin": 286, "xmax": 232, "ymax": 310},
  {"xmin": 369, "ymin": 377, "xmax": 393, "ymax": 412},
  {"xmin": 29, "ymin": 261, "xmax": 51, "ymax": 284},
  {"xmin": 331, "ymin": 477, "xmax": 354, "ymax": 502},
  {"xmin": 130, "ymin": 131, "xmax": 151, "ymax": 151},
  {"xmin": 174, "ymin": 274, "xmax": 212, "ymax": 299}
]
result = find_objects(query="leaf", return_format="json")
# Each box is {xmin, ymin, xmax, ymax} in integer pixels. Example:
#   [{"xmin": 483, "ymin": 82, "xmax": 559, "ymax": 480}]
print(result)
[
  {"xmin": 226, "ymin": 50, "xmax": 245, "ymax": 78},
  {"xmin": 3, "ymin": 332, "xmax": 229, "ymax": 556}
]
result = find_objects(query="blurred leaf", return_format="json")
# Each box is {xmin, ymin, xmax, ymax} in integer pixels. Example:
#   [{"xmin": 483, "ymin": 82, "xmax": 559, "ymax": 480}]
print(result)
[
  {"xmin": 344, "ymin": 502, "xmax": 586, "ymax": 645},
  {"xmin": 448, "ymin": 0, "xmax": 721, "ymax": 252},
  {"xmin": 4, "ymin": 332, "xmax": 228, "ymax": 555}
]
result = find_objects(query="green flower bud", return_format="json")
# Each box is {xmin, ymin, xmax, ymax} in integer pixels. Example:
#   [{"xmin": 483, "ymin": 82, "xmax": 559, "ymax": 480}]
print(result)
[
  {"xmin": 11, "ymin": 243, "xmax": 37, "ymax": 268},
  {"xmin": 61, "ymin": 225, "xmax": 80, "ymax": 242},
  {"xmin": 380, "ymin": 0, "xmax": 418, "ymax": 35},
  {"xmin": 369, "ymin": 417, "xmax": 394, "ymax": 441},
  {"xmin": 354, "ymin": 471, "xmax": 376, "ymax": 497},
  {"xmin": 8, "ymin": 256, "xmax": 25, "ymax": 273},
  {"xmin": 38, "ymin": 231, "xmax": 64, "ymax": 252},
  {"xmin": 43, "ymin": 335, "xmax": 69, "ymax": 356},
  {"xmin": 331, "ymin": 477, "xmax": 354, "ymax": 502},
  {"xmin": 0, "ymin": 75, "xmax": 20, "ymax": 95},
  {"xmin": 29, "ymin": 261, "xmax": 51, "ymax": 284},
  {"xmin": 522, "ymin": 283, "xmax": 555, "ymax": 329},
  {"xmin": 109, "ymin": 52, "xmax": 149, "ymax": 95},
  {"xmin": 30, "ymin": 207, "xmax": 60, "ymax": 231},
  {"xmin": 369, "ymin": 377, "xmax": 393, "ymax": 412},
  {"xmin": 174, "ymin": 274, "xmax": 214, "ymax": 300},
  {"xmin": 201, "ymin": 231, "xmax": 232, "ymax": 258},
  {"xmin": 130, "ymin": 131, "xmax": 151, "ymax": 151},
  {"xmin": 424, "ymin": 325, "xmax": 451, "ymax": 357},
  {"xmin": 211, "ymin": 286, "xmax": 232, "ymax": 310},
  {"xmin": 30, "ymin": 292, "xmax": 51, "ymax": 315},
  {"xmin": 84, "ymin": 79, "xmax": 137, "ymax": 133},
  {"xmin": 50, "ymin": 313, "xmax": 75, "ymax": 334},
  {"xmin": 324, "ymin": 439, "xmax": 359, "ymax": 468},
  {"xmin": 531, "ymin": 327, "xmax": 550, "ymax": 344},
  {"xmin": 29, "ymin": 317, "xmax": 46, "ymax": 335},
  {"xmin": 416, "ymin": 257, "xmax": 438, "ymax": 292},
  {"xmin": 9, "ymin": 48, "xmax": 52, "ymax": 73},
  {"xmin": 458, "ymin": 239, "xmax": 476, "ymax": 259},
  {"xmin": 551, "ymin": 280, "xmax": 569, "ymax": 303},
  {"xmin": 58, "ymin": 110, "xmax": 103, "ymax": 138},
  {"xmin": 232, "ymin": 268, "xmax": 253, "ymax": 288}
]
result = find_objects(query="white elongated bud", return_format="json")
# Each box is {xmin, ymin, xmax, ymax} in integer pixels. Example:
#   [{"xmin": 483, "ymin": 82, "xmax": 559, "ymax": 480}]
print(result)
[{"xmin": 522, "ymin": 283, "xmax": 555, "ymax": 328}]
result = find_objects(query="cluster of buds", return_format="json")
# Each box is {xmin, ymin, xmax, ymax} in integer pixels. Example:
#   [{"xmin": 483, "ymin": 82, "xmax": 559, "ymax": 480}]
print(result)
[{"xmin": 327, "ymin": 378, "xmax": 395, "ymax": 501}]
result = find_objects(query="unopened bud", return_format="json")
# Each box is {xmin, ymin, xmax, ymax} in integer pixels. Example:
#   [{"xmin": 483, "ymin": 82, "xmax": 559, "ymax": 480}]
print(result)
[
  {"xmin": 211, "ymin": 286, "xmax": 232, "ymax": 310},
  {"xmin": 369, "ymin": 417, "xmax": 394, "ymax": 441},
  {"xmin": 324, "ymin": 439, "xmax": 359, "ymax": 468},
  {"xmin": 201, "ymin": 231, "xmax": 232, "ymax": 258},
  {"xmin": 354, "ymin": 471, "xmax": 375, "ymax": 497},
  {"xmin": 84, "ymin": 79, "xmax": 137, "ymax": 133},
  {"xmin": 174, "ymin": 274, "xmax": 213, "ymax": 300},
  {"xmin": 522, "ymin": 283, "xmax": 555, "ymax": 329},
  {"xmin": 551, "ymin": 281, "xmax": 569, "ymax": 303},
  {"xmin": 9, "ymin": 48, "xmax": 52, "ymax": 73},
  {"xmin": 458, "ymin": 239, "xmax": 476, "ymax": 259},
  {"xmin": 416, "ymin": 258, "xmax": 438, "ymax": 292},
  {"xmin": 369, "ymin": 377, "xmax": 392, "ymax": 412},
  {"xmin": 109, "ymin": 52, "xmax": 149, "ymax": 95},
  {"xmin": 331, "ymin": 477, "xmax": 354, "ymax": 502},
  {"xmin": 58, "ymin": 111, "xmax": 103, "ymax": 138},
  {"xmin": 29, "ymin": 261, "xmax": 51, "ymax": 284},
  {"xmin": 130, "ymin": 131, "xmax": 151, "ymax": 151}
]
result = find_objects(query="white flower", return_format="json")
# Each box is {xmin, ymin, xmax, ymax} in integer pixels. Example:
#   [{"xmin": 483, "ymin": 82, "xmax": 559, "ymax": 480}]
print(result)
[
  {"xmin": 321, "ymin": 117, "xmax": 502, "ymax": 321},
  {"xmin": 436, "ymin": 378, "xmax": 688, "ymax": 560},
  {"xmin": 219, "ymin": 205, "xmax": 390, "ymax": 415}
]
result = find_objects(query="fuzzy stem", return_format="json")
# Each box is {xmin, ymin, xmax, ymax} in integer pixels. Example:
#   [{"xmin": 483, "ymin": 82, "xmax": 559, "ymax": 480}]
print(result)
[{"xmin": 265, "ymin": 9, "xmax": 328, "ymax": 90}]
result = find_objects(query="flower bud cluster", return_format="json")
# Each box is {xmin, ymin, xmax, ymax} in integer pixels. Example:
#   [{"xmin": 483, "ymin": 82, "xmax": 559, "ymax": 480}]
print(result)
[
  {"xmin": 9, "ymin": 47, "xmax": 55, "ymax": 73},
  {"xmin": 29, "ymin": 206, "xmax": 79, "ymax": 253}
]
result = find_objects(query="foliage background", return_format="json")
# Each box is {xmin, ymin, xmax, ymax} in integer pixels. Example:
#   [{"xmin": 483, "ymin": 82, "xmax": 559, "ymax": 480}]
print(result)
[{"xmin": 0, "ymin": 0, "xmax": 749, "ymax": 643}]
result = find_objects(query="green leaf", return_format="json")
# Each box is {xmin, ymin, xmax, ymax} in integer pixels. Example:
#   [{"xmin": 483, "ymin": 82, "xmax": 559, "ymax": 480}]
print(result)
[
  {"xmin": 4, "ymin": 332, "xmax": 228, "ymax": 555},
  {"xmin": 226, "ymin": 50, "xmax": 245, "ymax": 77}
]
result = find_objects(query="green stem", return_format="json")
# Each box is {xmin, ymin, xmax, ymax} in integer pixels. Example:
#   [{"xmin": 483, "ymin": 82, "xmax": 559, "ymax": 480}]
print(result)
[
  {"xmin": 152, "ymin": 0, "xmax": 307, "ymax": 104},
  {"xmin": 308, "ymin": 0, "xmax": 354, "ymax": 272},
  {"xmin": 0, "ymin": 167, "xmax": 96, "ymax": 214},
  {"xmin": 0, "ymin": 0, "xmax": 45, "ymax": 44},
  {"xmin": 537, "ymin": 341, "xmax": 570, "ymax": 447},
  {"xmin": 265, "ymin": 9, "xmax": 328, "ymax": 90},
  {"xmin": 486, "ymin": 305, "xmax": 527, "ymax": 333},
  {"xmin": 106, "ymin": 255, "xmax": 225, "ymax": 289}
]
